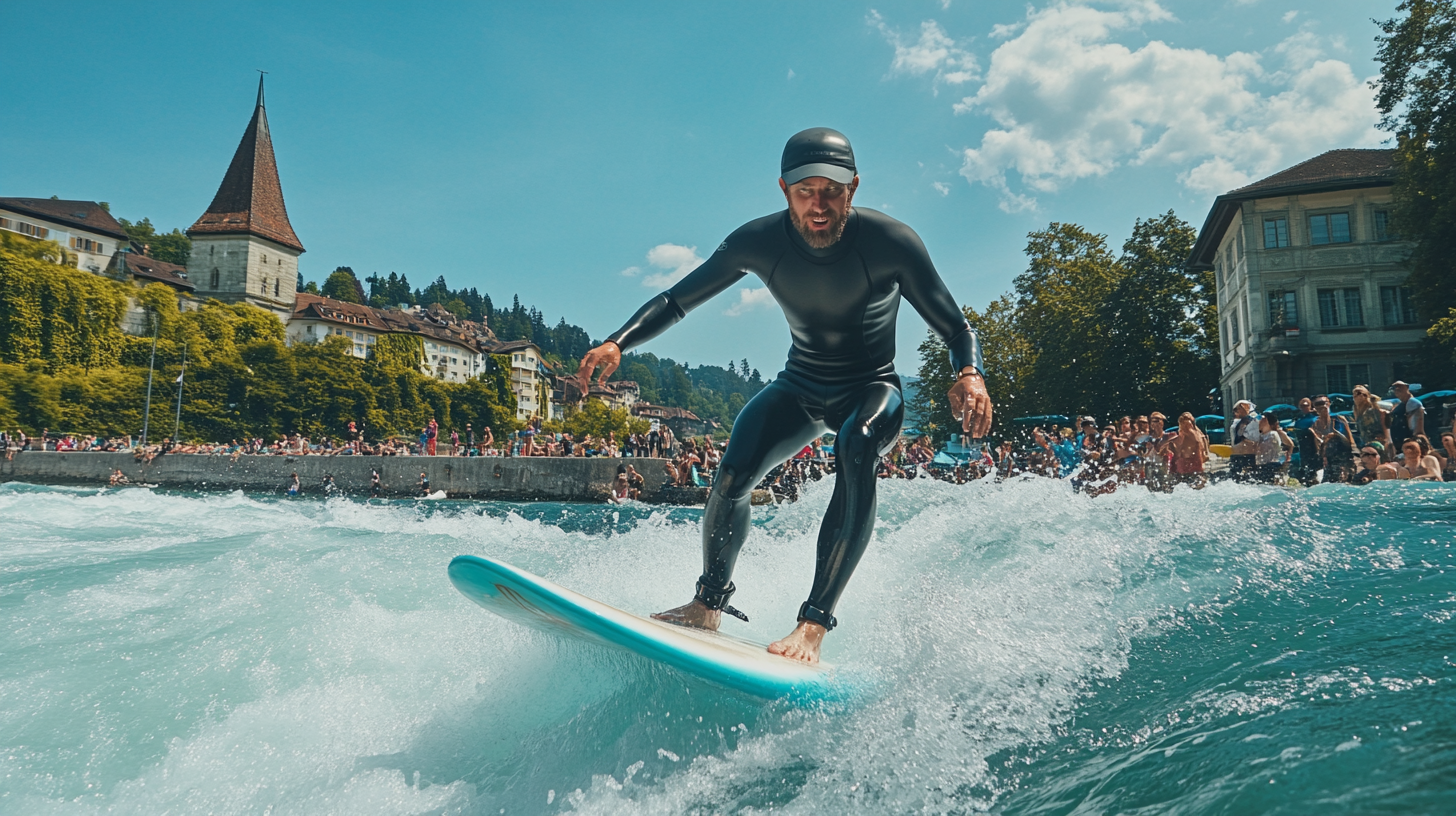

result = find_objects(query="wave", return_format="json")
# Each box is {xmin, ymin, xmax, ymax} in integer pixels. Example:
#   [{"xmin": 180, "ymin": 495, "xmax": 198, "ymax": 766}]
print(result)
[{"xmin": 0, "ymin": 479, "xmax": 1451, "ymax": 815}]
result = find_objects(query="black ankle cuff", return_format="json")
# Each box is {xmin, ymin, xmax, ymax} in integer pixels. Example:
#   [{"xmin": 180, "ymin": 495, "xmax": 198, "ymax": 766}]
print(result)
[
  {"xmin": 797, "ymin": 602, "xmax": 838, "ymax": 631},
  {"xmin": 694, "ymin": 576, "xmax": 736, "ymax": 610}
]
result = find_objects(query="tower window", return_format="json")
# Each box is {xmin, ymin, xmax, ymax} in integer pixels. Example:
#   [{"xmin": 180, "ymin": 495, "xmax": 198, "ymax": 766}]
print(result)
[
  {"xmin": 262, "ymin": 277, "xmax": 268, "ymax": 294},
  {"xmin": 274, "ymin": 279, "xmax": 279, "ymax": 297},
  {"xmin": 210, "ymin": 268, "xmax": 220, "ymax": 288}
]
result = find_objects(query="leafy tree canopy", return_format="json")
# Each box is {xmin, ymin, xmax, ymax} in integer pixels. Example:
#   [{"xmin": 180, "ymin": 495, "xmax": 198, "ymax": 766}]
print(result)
[
  {"xmin": 117, "ymin": 217, "xmax": 191, "ymax": 266},
  {"xmin": 320, "ymin": 267, "xmax": 365, "ymax": 303},
  {"xmin": 913, "ymin": 211, "xmax": 1216, "ymax": 444},
  {"xmin": 1374, "ymin": 0, "xmax": 1456, "ymax": 383}
]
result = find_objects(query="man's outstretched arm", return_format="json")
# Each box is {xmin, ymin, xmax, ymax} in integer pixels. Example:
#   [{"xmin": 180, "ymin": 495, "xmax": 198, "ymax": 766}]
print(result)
[{"xmin": 576, "ymin": 243, "xmax": 747, "ymax": 390}]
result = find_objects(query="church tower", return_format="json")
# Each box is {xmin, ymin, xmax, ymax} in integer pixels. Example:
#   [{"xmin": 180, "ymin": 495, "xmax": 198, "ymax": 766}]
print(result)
[{"xmin": 188, "ymin": 76, "xmax": 305, "ymax": 317}]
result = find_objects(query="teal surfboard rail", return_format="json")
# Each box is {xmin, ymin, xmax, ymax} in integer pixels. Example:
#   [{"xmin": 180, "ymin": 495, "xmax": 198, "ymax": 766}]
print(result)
[{"xmin": 448, "ymin": 554, "xmax": 853, "ymax": 702}]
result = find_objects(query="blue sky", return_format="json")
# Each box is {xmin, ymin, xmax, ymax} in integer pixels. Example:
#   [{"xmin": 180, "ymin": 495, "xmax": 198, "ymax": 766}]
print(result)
[{"xmin": 1, "ymin": 0, "xmax": 1390, "ymax": 375}]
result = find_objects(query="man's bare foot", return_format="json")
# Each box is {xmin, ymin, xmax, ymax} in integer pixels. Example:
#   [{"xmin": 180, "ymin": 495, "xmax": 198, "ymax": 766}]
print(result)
[
  {"xmin": 651, "ymin": 599, "xmax": 720, "ymax": 631},
  {"xmin": 767, "ymin": 620, "xmax": 827, "ymax": 664}
]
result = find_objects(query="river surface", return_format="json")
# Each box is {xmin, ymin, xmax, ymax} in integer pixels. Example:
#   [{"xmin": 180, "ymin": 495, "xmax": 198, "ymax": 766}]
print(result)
[{"xmin": 1, "ymin": 478, "xmax": 1453, "ymax": 815}]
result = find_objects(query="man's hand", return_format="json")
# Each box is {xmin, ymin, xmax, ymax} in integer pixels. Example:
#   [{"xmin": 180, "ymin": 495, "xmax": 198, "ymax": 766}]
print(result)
[
  {"xmin": 576, "ymin": 341, "xmax": 622, "ymax": 392},
  {"xmin": 948, "ymin": 368, "xmax": 993, "ymax": 438}
]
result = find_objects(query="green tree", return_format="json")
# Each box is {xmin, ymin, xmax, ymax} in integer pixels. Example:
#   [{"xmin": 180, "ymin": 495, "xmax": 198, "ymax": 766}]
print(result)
[
  {"xmin": 545, "ymin": 398, "xmax": 648, "ymax": 441},
  {"xmin": 916, "ymin": 212, "xmax": 1217, "ymax": 441},
  {"xmin": 117, "ymin": 217, "xmax": 191, "ymax": 266},
  {"xmin": 0, "ymin": 241, "xmax": 129, "ymax": 370},
  {"xmin": 320, "ymin": 267, "xmax": 364, "ymax": 303},
  {"xmin": 1014, "ymin": 222, "xmax": 1122, "ymax": 416},
  {"xmin": 1375, "ymin": 0, "xmax": 1456, "ymax": 384},
  {"xmin": 1093, "ymin": 211, "xmax": 1213, "ymax": 417}
]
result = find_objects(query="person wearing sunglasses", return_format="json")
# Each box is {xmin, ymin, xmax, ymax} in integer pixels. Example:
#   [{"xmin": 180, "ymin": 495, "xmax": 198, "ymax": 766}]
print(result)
[
  {"xmin": 1351, "ymin": 385, "xmax": 1390, "ymax": 456},
  {"xmin": 1353, "ymin": 445, "xmax": 1383, "ymax": 484}
]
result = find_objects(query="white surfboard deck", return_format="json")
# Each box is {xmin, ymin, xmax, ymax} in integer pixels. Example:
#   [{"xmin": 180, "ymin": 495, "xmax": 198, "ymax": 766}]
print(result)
[{"xmin": 448, "ymin": 554, "xmax": 853, "ymax": 702}]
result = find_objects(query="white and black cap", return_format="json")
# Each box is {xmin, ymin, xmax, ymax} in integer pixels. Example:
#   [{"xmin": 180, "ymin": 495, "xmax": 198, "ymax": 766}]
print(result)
[{"xmin": 781, "ymin": 128, "xmax": 857, "ymax": 185}]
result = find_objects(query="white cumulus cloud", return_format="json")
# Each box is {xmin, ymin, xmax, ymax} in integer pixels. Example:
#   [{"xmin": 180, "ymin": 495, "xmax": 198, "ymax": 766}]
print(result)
[
  {"xmin": 620, "ymin": 243, "xmax": 705, "ymax": 289},
  {"xmin": 933, "ymin": 181, "xmax": 951, "ymax": 196},
  {"xmin": 725, "ymin": 286, "xmax": 776, "ymax": 317},
  {"xmin": 868, "ymin": 11, "xmax": 979, "ymax": 90},
  {"xmin": 918, "ymin": 1, "xmax": 1382, "ymax": 211}
]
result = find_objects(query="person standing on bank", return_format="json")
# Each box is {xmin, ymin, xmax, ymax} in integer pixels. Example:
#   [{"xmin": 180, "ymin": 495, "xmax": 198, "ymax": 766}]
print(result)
[
  {"xmin": 1228, "ymin": 400, "xmax": 1260, "ymax": 482},
  {"xmin": 575, "ymin": 128, "xmax": 993, "ymax": 664}
]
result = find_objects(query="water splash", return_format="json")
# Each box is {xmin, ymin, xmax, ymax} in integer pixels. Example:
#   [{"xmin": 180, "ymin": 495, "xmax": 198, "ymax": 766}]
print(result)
[{"xmin": 0, "ymin": 479, "xmax": 1451, "ymax": 814}]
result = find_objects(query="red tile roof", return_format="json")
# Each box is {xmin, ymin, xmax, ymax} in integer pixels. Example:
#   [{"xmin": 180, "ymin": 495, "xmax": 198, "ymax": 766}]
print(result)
[
  {"xmin": 631, "ymin": 402, "xmax": 700, "ymax": 420},
  {"xmin": 188, "ymin": 79, "xmax": 304, "ymax": 253},
  {"xmin": 292, "ymin": 293, "xmax": 497, "ymax": 352},
  {"xmin": 0, "ymin": 198, "xmax": 128, "ymax": 240},
  {"xmin": 109, "ymin": 250, "xmax": 195, "ymax": 291}
]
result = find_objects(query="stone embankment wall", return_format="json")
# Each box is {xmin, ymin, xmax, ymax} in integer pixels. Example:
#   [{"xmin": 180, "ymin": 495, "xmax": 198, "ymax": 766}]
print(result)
[{"xmin": 0, "ymin": 451, "xmax": 703, "ymax": 504}]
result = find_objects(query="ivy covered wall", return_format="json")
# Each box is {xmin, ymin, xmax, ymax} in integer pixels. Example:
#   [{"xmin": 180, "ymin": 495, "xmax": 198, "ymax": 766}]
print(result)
[{"xmin": 0, "ymin": 246, "xmax": 518, "ymax": 442}]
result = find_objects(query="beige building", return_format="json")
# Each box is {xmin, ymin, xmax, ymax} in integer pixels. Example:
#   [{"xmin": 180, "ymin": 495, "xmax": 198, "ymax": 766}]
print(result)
[
  {"xmin": 1188, "ymin": 149, "xmax": 1425, "ymax": 410},
  {"xmin": 288, "ymin": 294, "xmax": 488, "ymax": 383},
  {"xmin": 0, "ymin": 197, "xmax": 197, "ymax": 334},
  {"xmin": 493, "ymin": 340, "xmax": 552, "ymax": 422},
  {"xmin": 0, "ymin": 198, "xmax": 127, "ymax": 274},
  {"xmin": 187, "ymin": 77, "xmax": 304, "ymax": 319}
]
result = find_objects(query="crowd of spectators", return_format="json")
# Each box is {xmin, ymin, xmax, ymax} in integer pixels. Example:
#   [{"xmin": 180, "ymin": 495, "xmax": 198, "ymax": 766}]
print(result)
[
  {"xmin": 1225, "ymin": 381, "xmax": 1453, "ymax": 484},
  {"xmin": 8, "ymin": 380, "xmax": 1451, "ymax": 500}
]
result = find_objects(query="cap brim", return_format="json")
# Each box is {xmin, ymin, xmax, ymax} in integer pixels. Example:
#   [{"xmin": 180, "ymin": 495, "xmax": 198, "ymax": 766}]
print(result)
[{"xmin": 781, "ymin": 163, "xmax": 856, "ymax": 185}]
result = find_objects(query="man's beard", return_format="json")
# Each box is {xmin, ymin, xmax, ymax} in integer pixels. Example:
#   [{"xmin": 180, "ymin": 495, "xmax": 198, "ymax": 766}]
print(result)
[{"xmin": 790, "ymin": 205, "xmax": 851, "ymax": 249}]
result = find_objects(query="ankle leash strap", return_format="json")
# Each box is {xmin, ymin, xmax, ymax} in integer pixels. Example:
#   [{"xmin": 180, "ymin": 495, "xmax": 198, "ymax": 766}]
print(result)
[
  {"xmin": 797, "ymin": 601, "xmax": 837, "ymax": 631},
  {"xmin": 695, "ymin": 577, "xmax": 749, "ymax": 622}
]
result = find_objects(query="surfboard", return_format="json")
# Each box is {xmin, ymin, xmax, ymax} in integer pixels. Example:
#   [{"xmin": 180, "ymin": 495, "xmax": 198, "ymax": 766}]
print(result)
[{"xmin": 447, "ymin": 554, "xmax": 851, "ymax": 702}]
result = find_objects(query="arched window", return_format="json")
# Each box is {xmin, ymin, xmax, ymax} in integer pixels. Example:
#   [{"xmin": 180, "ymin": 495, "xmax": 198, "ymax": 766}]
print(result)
[{"xmin": 210, "ymin": 268, "xmax": 220, "ymax": 288}]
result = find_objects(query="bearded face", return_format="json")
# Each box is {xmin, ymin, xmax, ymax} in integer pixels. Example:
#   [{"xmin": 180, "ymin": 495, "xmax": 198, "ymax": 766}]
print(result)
[
  {"xmin": 789, "ymin": 199, "xmax": 851, "ymax": 248},
  {"xmin": 783, "ymin": 177, "xmax": 857, "ymax": 249}
]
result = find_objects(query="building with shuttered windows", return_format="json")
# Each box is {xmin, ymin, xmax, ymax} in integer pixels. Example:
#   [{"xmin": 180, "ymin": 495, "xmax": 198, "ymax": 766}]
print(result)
[{"xmin": 1187, "ymin": 149, "xmax": 1427, "ymax": 411}]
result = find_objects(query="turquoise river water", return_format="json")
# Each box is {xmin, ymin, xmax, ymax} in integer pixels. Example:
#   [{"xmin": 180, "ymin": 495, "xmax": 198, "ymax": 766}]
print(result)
[{"xmin": 1, "ymin": 478, "xmax": 1453, "ymax": 815}]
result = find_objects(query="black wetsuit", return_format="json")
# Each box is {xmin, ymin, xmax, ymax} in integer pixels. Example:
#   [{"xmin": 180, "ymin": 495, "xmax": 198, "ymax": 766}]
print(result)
[{"xmin": 608, "ymin": 208, "xmax": 982, "ymax": 629}]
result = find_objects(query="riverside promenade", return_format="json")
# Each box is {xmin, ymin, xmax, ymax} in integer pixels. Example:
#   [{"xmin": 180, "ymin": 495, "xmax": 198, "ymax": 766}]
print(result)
[{"xmin": 0, "ymin": 451, "xmax": 703, "ymax": 504}]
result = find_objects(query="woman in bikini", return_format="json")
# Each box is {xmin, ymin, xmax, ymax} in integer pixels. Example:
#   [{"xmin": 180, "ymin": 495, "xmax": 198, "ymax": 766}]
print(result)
[{"xmin": 1169, "ymin": 412, "xmax": 1209, "ymax": 489}]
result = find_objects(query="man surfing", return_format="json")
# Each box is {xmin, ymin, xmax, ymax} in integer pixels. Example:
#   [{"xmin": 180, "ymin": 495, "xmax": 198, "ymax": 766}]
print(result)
[{"xmin": 576, "ymin": 128, "xmax": 992, "ymax": 664}]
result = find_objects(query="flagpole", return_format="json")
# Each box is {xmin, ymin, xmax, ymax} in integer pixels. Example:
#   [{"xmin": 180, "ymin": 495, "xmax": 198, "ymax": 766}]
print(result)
[
  {"xmin": 141, "ymin": 312, "xmax": 158, "ymax": 445},
  {"xmin": 173, "ymin": 343, "xmax": 187, "ymax": 442}
]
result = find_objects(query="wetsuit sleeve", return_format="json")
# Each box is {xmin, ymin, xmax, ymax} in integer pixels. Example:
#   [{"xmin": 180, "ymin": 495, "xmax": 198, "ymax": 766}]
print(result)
[
  {"xmin": 894, "ymin": 229, "xmax": 985, "ymax": 376},
  {"xmin": 606, "ymin": 240, "xmax": 748, "ymax": 351}
]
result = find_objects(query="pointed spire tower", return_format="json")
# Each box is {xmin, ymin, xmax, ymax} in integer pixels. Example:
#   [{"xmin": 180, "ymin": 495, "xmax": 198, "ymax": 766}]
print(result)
[{"xmin": 188, "ymin": 74, "xmax": 305, "ymax": 315}]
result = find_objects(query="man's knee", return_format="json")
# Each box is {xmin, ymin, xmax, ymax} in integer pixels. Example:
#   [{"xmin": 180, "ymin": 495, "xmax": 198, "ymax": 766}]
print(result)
[
  {"xmin": 708, "ymin": 464, "xmax": 755, "ymax": 501},
  {"xmin": 836, "ymin": 422, "xmax": 879, "ymax": 466}
]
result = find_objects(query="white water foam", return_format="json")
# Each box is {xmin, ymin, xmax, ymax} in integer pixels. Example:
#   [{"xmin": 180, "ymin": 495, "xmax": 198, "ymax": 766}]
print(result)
[{"xmin": 0, "ymin": 479, "xmax": 1367, "ymax": 814}]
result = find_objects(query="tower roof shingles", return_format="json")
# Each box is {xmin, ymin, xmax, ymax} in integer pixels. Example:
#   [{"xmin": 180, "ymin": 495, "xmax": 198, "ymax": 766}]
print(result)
[{"xmin": 188, "ymin": 77, "xmax": 304, "ymax": 253}]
